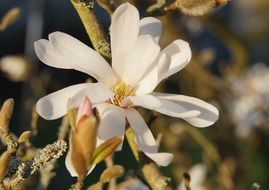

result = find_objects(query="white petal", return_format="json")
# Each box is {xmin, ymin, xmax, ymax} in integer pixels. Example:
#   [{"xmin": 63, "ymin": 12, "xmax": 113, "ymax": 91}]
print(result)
[
  {"xmin": 68, "ymin": 83, "xmax": 113, "ymax": 109},
  {"xmin": 139, "ymin": 17, "xmax": 162, "ymax": 43},
  {"xmin": 95, "ymin": 103, "xmax": 126, "ymax": 151},
  {"xmin": 158, "ymin": 40, "xmax": 192, "ymax": 81},
  {"xmin": 37, "ymin": 83, "xmax": 112, "ymax": 120},
  {"xmin": 121, "ymin": 35, "xmax": 160, "ymax": 86},
  {"xmin": 123, "ymin": 95, "xmax": 162, "ymax": 109},
  {"xmin": 152, "ymin": 93, "xmax": 219, "ymax": 127},
  {"xmin": 134, "ymin": 53, "xmax": 170, "ymax": 95},
  {"xmin": 125, "ymin": 108, "xmax": 173, "ymax": 166},
  {"xmin": 37, "ymin": 83, "xmax": 89, "ymax": 120},
  {"xmin": 65, "ymin": 150, "xmax": 78, "ymax": 177},
  {"xmin": 35, "ymin": 32, "xmax": 117, "ymax": 87},
  {"xmin": 189, "ymin": 164, "xmax": 207, "ymax": 185},
  {"xmin": 133, "ymin": 63, "xmax": 158, "ymax": 96},
  {"xmin": 144, "ymin": 152, "xmax": 174, "ymax": 167},
  {"xmin": 125, "ymin": 108, "xmax": 158, "ymax": 153},
  {"xmin": 154, "ymin": 98, "xmax": 201, "ymax": 118},
  {"xmin": 111, "ymin": 3, "xmax": 139, "ymax": 76},
  {"xmin": 128, "ymin": 95, "xmax": 201, "ymax": 118}
]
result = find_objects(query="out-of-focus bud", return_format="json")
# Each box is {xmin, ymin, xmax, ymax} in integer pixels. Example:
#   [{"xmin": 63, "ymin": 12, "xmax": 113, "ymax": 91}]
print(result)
[
  {"xmin": 0, "ymin": 7, "xmax": 21, "ymax": 31},
  {"xmin": 167, "ymin": 0, "xmax": 229, "ymax": 16},
  {"xmin": 0, "ymin": 98, "xmax": 14, "ymax": 133},
  {"xmin": 0, "ymin": 151, "xmax": 11, "ymax": 181},
  {"xmin": 0, "ymin": 55, "xmax": 31, "ymax": 82},
  {"xmin": 100, "ymin": 165, "xmax": 125, "ymax": 184},
  {"xmin": 18, "ymin": 131, "xmax": 31, "ymax": 144},
  {"xmin": 67, "ymin": 97, "xmax": 99, "ymax": 177}
]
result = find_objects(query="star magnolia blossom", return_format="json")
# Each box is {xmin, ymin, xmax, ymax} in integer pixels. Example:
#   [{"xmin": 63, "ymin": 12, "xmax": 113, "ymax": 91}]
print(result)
[{"xmin": 35, "ymin": 3, "xmax": 219, "ymax": 177}]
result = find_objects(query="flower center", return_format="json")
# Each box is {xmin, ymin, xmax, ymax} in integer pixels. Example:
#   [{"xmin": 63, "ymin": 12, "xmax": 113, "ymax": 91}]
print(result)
[{"xmin": 111, "ymin": 81, "xmax": 134, "ymax": 106}]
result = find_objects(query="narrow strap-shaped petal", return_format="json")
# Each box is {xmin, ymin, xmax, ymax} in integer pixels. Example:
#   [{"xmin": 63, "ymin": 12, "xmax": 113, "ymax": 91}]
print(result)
[
  {"xmin": 154, "ymin": 98, "xmax": 201, "ymax": 118},
  {"xmin": 125, "ymin": 108, "xmax": 173, "ymax": 166},
  {"xmin": 157, "ymin": 39, "xmax": 192, "ymax": 82},
  {"xmin": 152, "ymin": 93, "xmax": 219, "ymax": 127},
  {"xmin": 34, "ymin": 32, "xmax": 117, "ymax": 87},
  {"xmin": 121, "ymin": 35, "xmax": 160, "ymax": 86},
  {"xmin": 68, "ymin": 83, "xmax": 113, "ymax": 109},
  {"xmin": 125, "ymin": 108, "xmax": 158, "ymax": 153},
  {"xmin": 111, "ymin": 3, "xmax": 140, "ymax": 76},
  {"xmin": 133, "ymin": 40, "xmax": 191, "ymax": 95},
  {"xmin": 134, "ymin": 53, "xmax": 170, "ymax": 95},
  {"xmin": 123, "ymin": 95, "xmax": 162, "ymax": 110},
  {"xmin": 94, "ymin": 103, "xmax": 126, "ymax": 151},
  {"xmin": 144, "ymin": 152, "xmax": 174, "ymax": 167},
  {"xmin": 127, "ymin": 95, "xmax": 201, "ymax": 119},
  {"xmin": 139, "ymin": 17, "xmax": 162, "ymax": 43},
  {"xmin": 36, "ymin": 83, "xmax": 113, "ymax": 120}
]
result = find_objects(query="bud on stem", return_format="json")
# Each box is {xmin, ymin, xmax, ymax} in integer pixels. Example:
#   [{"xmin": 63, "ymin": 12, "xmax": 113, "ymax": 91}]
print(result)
[{"xmin": 66, "ymin": 97, "xmax": 122, "ymax": 178}]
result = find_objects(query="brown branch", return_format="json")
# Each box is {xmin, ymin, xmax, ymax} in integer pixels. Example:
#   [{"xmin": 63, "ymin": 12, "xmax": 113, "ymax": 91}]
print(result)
[{"xmin": 71, "ymin": 0, "xmax": 111, "ymax": 58}]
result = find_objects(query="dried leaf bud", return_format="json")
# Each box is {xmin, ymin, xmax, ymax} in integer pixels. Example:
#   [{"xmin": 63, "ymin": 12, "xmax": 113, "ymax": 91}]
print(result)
[
  {"xmin": 91, "ymin": 137, "xmax": 122, "ymax": 165},
  {"xmin": 18, "ymin": 131, "xmax": 31, "ymax": 144},
  {"xmin": 168, "ymin": 0, "xmax": 228, "ymax": 16},
  {"xmin": 0, "ymin": 98, "xmax": 14, "ymax": 133},
  {"xmin": 100, "ymin": 165, "xmax": 125, "ymax": 184},
  {"xmin": 0, "ymin": 7, "xmax": 21, "ymax": 31},
  {"xmin": 67, "ymin": 108, "xmax": 77, "ymax": 129},
  {"xmin": 0, "ymin": 151, "xmax": 11, "ymax": 181}
]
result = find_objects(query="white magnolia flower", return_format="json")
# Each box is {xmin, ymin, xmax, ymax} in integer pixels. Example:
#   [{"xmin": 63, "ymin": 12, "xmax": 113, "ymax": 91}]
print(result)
[
  {"xmin": 227, "ymin": 63, "xmax": 269, "ymax": 137},
  {"xmin": 34, "ymin": 3, "xmax": 219, "ymax": 177}
]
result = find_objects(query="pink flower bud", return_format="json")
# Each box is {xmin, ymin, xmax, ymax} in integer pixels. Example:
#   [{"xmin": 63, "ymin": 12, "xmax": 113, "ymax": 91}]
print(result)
[{"xmin": 76, "ymin": 97, "xmax": 93, "ymax": 126}]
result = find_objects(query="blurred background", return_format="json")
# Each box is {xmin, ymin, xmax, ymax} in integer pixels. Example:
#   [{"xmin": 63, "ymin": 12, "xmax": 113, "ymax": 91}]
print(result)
[{"xmin": 0, "ymin": 0, "xmax": 269, "ymax": 189}]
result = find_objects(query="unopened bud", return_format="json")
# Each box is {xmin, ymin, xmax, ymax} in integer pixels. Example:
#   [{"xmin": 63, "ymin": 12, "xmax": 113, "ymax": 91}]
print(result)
[
  {"xmin": 0, "ymin": 7, "xmax": 21, "ymax": 31},
  {"xmin": 0, "ymin": 151, "xmax": 11, "ymax": 181},
  {"xmin": 100, "ymin": 165, "xmax": 125, "ymax": 184},
  {"xmin": 167, "ymin": 0, "xmax": 229, "ymax": 16},
  {"xmin": 0, "ymin": 55, "xmax": 30, "ymax": 82},
  {"xmin": 67, "ymin": 97, "xmax": 99, "ymax": 178},
  {"xmin": 18, "ymin": 131, "xmax": 31, "ymax": 144},
  {"xmin": 76, "ymin": 97, "xmax": 93, "ymax": 126},
  {"xmin": 0, "ymin": 98, "xmax": 14, "ymax": 133}
]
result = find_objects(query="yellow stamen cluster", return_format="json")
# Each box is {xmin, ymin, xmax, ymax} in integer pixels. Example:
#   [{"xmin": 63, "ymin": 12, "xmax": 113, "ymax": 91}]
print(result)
[{"xmin": 111, "ymin": 81, "xmax": 134, "ymax": 106}]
